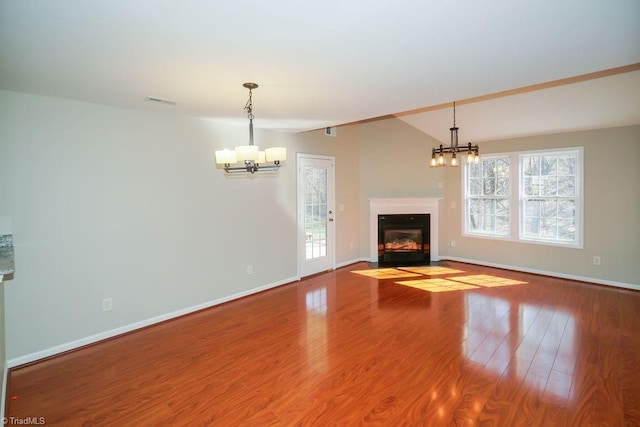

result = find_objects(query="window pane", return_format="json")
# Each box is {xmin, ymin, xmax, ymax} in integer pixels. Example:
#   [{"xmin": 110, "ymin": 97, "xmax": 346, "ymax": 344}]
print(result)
[
  {"xmin": 525, "ymin": 200, "xmax": 540, "ymax": 217},
  {"xmin": 558, "ymin": 200, "xmax": 575, "ymax": 219},
  {"xmin": 483, "ymin": 159, "xmax": 496, "ymax": 176},
  {"xmin": 470, "ymin": 178, "xmax": 482, "ymax": 195},
  {"xmin": 558, "ymin": 156, "xmax": 575, "ymax": 176},
  {"xmin": 540, "ymin": 218, "xmax": 557, "ymax": 238},
  {"xmin": 482, "ymin": 199, "xmax": 495, "ymax": 215},
  {"xmin": 481, "ymin": 215, "xmax": 495, "ymax": 232},
  {"xmin": 496, "ymin": 159, "xmax": 510, "ymax": 176},
  {"xmin": 523, "ymin": 157, "xmax": 540, "ymax": 176},
  {"xmin": 557, "ymin": 176, "xmax": 575, "ymax": 196},
  {"xmin": 469, "ymin": 163, "xmax": 482, "ymax": 178},
  {"xmin": 525, "ymin": 217, "xmax": 539, "ymax": 235},
  {"xmin": 541, "ymin": 156, "xmax": 557, "ymax": 176},
  {"xmin": 483, "ymin": 178, "xmax": 495, "ymax": 195},
  {"xmin": 542, "ymin": 200, "xmax": 557, "ymax": 218},
  {"xmin": 496, "ymin": 199, "xmax": 509, "ymax": 217},
  {"xmin": 304, "ymin": 165, "xmax": 328, "ymax": 260},
  {"xmin": 540, "ymin": 177, "xmax": 557, "ymax": 196},
  {"xmin": 557, "ymin": 219, "xmax": 575, "ymax": 240},
  {"xmin": 523, "ymin": 176, "xmax": 538, "ymax": 196},
  {"xmin": 495, "ymin": 216, "xmax": 509, "ymax": 235},
  {"xmin": 496, "ymin": 178, "xmax": 509, "ymax": 196}
]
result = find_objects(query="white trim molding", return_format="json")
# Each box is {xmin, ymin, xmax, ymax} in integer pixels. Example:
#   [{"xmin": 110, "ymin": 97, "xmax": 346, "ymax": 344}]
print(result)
[{"xmin": 369, "ymin": 198, "xmax": 442, "ymax": 263}]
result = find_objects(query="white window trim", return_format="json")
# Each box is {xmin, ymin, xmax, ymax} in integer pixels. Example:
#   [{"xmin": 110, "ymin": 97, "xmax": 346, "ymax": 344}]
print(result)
[
  {"xmin": 518, "ymin": 147, "xmax": 584, "ymax": 249},
  {"xmin": 463, "ymin": 153, "xmax": 514, "ymax": 240},
  {"xmin": 462, "ymin": 147, "xmax": 584, "ymax": 249}
]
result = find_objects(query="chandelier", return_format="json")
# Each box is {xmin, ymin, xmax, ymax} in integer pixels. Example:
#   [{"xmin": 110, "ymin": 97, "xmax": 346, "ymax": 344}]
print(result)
[
  {"xmin": 431, "ymin": 101, "xmax": 479, "ymax": 167},
  {"xmin": 215, "ymin": 83, "xmax": 286, "ymax": 174}
]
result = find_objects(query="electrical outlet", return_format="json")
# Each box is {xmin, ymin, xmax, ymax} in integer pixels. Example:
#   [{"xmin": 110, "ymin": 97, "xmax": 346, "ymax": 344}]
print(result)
[
  {"xmin": 450, "ymin": 240, "xmax": 456, "ymax": 248},
  {"xmin": 437, "ymin": 182, "xmax": 443, "ymax": 189},
  {"xmin": 102, "ymin": 298, "xmax": 113, "ymax": 312},
  {"xmin": 593, "ymin": 256, "xmax": 601, "ymax": 266},
  {"xmin": 349, "ymin": 242, "xmax": 354, "ymax": 250},
  {"xmin": 246, "ymin": 265, "xmax": 253, "ymax": 275}
]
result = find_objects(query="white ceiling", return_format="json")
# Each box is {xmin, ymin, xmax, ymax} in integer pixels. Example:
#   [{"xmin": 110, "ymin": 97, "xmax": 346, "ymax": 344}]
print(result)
[{"xmin": 1, "ymin": 0, "xmax": 639, "ymax": 143}]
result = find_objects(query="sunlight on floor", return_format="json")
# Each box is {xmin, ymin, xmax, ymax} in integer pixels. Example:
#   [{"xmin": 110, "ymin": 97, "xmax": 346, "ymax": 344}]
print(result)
[
  {"xmin": 398, "ymin": 267, "xmax": 464, "ymax": 275},
  {"xmin": 399, "ymin": 274, "xmax": 528, "ymax": 292},
  {"xmin": 351, "ymin": 266, "xmax": 462, "ymax": 279},
  {"xmin": 351, "ymin": 268, "xmax": 422, "ymax": 279},
  {"xmin": 399, "ymin": 278, "xmax": 481, "ymax": 292},
  {"xmin": 352, "ymin": 266, "xmax": 528, "ymax": 292},
  {"xmin": 451, "ymin": 275, "xmax": 527, "ymax": 287}
]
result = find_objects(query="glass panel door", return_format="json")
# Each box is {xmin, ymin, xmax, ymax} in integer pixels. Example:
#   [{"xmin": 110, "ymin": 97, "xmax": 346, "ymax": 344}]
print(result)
[{"xmin": 297, "ymin": 154, "xmax": 335, "ymax": 277}]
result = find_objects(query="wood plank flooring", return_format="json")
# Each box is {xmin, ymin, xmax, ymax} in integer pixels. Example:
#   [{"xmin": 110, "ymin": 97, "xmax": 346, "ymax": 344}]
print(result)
[{"xmin": 6, "ymin": 261, "xmax": 640, "ymax": 425}]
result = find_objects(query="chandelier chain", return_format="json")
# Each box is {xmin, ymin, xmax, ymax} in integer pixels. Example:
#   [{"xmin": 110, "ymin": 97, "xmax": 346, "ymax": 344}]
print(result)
[
  {"xmin": 453, "ymin": 101, "xmax": 456, "ymax": 127},
  {"xmin": 244, "ymin": 89, "xmax": 254, "ymax": 120}
]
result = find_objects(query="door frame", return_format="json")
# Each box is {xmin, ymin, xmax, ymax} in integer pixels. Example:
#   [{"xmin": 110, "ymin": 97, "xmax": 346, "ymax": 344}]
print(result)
[{"xmin": 297, "ymin": 153, "xmax": 336, "ymax": 278}]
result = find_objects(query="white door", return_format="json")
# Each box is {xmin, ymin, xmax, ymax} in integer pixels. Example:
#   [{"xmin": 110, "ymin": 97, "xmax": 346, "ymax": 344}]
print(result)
[{"xmin": 297, "ymin": 153, "xmax": 335, "ymax": 278}]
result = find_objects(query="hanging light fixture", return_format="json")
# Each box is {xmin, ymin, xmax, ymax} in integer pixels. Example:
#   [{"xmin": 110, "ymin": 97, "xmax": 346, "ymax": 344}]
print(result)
[
  {"xmin": 215, "ymin": 83, "xmax": 287, "ymax": 174},
  {"xmin": 430, "ymin": 101, "xmax": 479, "ymax": 167}
]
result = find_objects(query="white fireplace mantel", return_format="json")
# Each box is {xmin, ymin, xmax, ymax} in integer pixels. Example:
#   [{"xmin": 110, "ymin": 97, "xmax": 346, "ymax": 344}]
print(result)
[{"xmin": 369, "ymin": 198, "xmax": 442, "ymax": 263}]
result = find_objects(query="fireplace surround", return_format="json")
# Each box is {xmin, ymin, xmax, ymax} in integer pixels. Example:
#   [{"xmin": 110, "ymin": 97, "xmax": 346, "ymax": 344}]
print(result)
[{"xmin": 369, "ymin": 198, "xmax": 441, "ymax": 263}]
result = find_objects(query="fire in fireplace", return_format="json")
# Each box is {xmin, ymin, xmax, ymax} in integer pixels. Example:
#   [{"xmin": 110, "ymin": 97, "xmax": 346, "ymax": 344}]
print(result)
[{"xmin": 378, "ymin": 214, "xmax": 430, "ymax": 266}]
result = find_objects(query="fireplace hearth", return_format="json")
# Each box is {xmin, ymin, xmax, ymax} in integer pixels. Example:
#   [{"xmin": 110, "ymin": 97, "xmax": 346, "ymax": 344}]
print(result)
[{"xmin": 378, "ymin": 214, "xmax": 430, "ymax": 266}]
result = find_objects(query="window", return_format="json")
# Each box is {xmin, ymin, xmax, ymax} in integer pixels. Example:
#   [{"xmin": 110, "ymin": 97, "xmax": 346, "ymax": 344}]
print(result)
[
  {"xmin": 463, "ymin": 147, "xmax": 583, "ymax": 248},
  {"xmin": 465, "ymin": 155, "xmax": 510, "ymax": 237},
  {"xmin": 520, "ymin": 150, "xmax": 581, "ymax": 245}
]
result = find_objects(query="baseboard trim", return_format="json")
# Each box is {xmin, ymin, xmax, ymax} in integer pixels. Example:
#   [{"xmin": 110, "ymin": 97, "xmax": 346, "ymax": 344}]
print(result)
[
  {"xmin": 335, "ymin": 257, "xmax": 368, "ymax": 269},
  {"xmin": 442, "ymin": 256, "xmax": 640, "ymax": 291},
  {"xmin": 7, "ymin": 276, "xmax": 298, "ymax": 368}
]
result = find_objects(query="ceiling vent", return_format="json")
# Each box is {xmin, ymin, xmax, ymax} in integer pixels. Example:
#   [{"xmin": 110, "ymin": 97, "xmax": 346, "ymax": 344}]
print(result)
[
  {"xmin": 325, "ymin": 126, "xmax": 337, "ymax": 137},
  {"xmin": 144, "ymin": 96, "xmax": 179, "ymax": 106}
]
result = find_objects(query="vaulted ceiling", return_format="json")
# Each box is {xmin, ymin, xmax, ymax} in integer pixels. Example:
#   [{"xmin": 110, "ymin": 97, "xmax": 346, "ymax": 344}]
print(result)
[{"xmin": 1, "ymin": 0, "xmax": 639, "ymax": 143}]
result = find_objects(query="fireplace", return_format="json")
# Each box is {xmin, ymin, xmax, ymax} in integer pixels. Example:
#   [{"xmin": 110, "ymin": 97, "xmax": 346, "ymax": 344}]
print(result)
[
  {"xmin": 378, "ymin": 214, "xmax": 430, "ymax": 266},
  {"xmin": 369, "ymin": 198, "xmax": 441, "ymax": 263}
]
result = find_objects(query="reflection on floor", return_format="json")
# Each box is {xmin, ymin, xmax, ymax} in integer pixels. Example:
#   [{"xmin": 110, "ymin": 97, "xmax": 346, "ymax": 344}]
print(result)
[{"xmin": 352, "ymin": 266, "xmax": 528, "ymax": 292}]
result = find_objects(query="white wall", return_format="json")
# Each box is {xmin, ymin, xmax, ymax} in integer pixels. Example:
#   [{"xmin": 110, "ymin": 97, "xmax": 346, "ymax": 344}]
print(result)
[{"xmin": 0, "ymin": 90, "xmax": 300, "ymax": 362}]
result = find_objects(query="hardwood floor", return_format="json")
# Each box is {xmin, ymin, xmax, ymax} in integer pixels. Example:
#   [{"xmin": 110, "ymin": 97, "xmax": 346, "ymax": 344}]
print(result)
[{"xmin": 6, "ymin": 261, "xmax": 640, "ymax": 425}]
